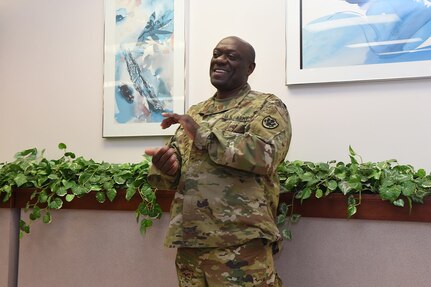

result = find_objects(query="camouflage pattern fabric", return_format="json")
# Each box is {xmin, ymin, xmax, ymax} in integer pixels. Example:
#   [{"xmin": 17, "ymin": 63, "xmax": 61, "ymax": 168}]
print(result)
[
  {"xmin": 175, "ymin": 239, "xmax": 282, "ymax": 287},
  {"xmin": 148, "ymin": 84, "xmax": 292, "ymax": 248}
]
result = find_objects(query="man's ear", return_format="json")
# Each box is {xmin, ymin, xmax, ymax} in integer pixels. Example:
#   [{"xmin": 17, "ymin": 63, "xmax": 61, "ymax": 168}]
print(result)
[{"xmin": 248, "ymin": 62, "xmax": 256, "ymax": 75}]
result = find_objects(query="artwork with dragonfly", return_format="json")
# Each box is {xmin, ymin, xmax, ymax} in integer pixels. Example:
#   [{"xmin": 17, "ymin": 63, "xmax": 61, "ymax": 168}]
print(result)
[{"xmin": 103, "ymin": 0, "xmax": 185, "ymax": 136}]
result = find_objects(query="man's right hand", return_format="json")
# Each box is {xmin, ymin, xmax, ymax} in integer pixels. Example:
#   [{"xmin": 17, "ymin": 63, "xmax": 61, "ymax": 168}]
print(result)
[{"xmin": 145, "ymin": 146, "xmax": 179, "ymax": 176}]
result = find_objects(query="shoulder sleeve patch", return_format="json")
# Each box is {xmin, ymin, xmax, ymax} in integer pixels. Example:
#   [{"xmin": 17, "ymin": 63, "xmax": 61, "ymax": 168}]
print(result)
[{"xmin": 262, "ymin": 116, "xmax": 279, "ymax": 129}]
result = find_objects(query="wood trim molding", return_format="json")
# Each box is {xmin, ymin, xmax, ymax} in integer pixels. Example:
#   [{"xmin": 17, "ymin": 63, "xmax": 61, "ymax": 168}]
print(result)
[
  {"xmin": 280, "ymin": 193, "xmax": 431, "ymax": 222},
  {"xmin": 2, "ymin": 189, "xmax": 431, "ymax": 223},
  {"xmin": 0, "ymin": 188, "xmax": 174, "ymax": 212}
]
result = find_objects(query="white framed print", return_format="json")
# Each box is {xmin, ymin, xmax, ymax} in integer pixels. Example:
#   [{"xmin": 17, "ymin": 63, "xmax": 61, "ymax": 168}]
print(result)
[
  {"xmin": 103, "ymin": 0, "xmax": 186, "ymax": 137},
  {"xmin": 286, "ymin": 0, "xmax": 431, "ymax": 85}
]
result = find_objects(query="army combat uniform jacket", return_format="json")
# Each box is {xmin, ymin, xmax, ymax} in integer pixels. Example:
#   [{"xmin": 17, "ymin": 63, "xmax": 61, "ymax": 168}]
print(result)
[{"xmin": 148, "ymin": 84, "xmax": 292, "ymax": 248}]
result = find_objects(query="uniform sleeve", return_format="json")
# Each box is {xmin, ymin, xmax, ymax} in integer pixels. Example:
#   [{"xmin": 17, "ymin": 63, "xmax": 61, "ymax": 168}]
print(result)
[
  {"xmin": 147, "ymin": 136, "xmax": 182, "ymax": 190},
  {"xmin": 195, "ymin": 96, "xmax": 292, "ymax": 175}
]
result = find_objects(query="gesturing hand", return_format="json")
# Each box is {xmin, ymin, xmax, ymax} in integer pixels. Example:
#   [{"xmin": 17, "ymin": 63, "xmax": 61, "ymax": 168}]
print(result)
[
  {"xmin": 145, "ymin": 146, "xmax": 179, "ymax": 176},
  {"xmin": 161, "ymin": 113, "xmax": 199, "ymax": 141}
]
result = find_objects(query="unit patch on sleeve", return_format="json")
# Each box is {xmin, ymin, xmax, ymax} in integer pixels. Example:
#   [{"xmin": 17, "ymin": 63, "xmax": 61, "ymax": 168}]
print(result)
[{"xmin": 262, "ymin": 116, "xmax": 279, "ymax": 129}]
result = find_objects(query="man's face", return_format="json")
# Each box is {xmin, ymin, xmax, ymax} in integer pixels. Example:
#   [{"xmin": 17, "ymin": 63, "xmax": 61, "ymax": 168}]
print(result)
[{"xmin": 209, "ymin": 38, "xmax": 255, "ymax": 92}]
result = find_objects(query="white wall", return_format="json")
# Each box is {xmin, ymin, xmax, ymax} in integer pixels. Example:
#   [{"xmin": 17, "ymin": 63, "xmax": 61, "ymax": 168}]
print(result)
[
  {"xmin": 2, "ymin": 0, "xmax": 431, "ymax": 169},
  {"xmin": 2, "ymin": 1, "xmax": 431, "ymax": 286}
]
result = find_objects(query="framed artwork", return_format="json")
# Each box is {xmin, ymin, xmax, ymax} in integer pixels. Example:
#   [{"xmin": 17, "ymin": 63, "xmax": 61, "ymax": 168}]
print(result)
[
  {"xmin": 286, "ymin": 0, "xmax": 431, "ymax": 85},
  {"xmin": 103, "ymin": 0, "xmax": 186, "ymax": 137}
]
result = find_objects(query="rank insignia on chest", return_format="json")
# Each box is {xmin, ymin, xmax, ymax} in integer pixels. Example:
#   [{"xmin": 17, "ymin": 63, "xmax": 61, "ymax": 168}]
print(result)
[{"xmin": 262, "ymin": 116, "xmax": 279, "ymax": 129}]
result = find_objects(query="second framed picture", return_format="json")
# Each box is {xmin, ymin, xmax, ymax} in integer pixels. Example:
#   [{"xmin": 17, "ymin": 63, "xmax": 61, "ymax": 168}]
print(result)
[{"xmin": 286, "ymin": 0, "xmax": 431, "ymax": 85}]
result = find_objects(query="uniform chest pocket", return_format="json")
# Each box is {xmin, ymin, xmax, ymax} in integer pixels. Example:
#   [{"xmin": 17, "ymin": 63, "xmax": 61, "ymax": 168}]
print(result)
[{"xmin": 221, "ymin": 116, "xmax": 253, "ymax": 134}]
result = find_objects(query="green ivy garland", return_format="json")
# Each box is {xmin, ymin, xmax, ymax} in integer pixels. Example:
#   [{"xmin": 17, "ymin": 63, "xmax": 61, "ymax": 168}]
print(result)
[
  {"xmin": 0, "ymin": 143, "xmax": 160, "ymax": 238},
  {"xmin": 276, "ymin": 146, "xmax": 431, "ymax": 239},
  {"xmin": 1, "ymin": 144, "xmax": 430, "ymax": 240}
]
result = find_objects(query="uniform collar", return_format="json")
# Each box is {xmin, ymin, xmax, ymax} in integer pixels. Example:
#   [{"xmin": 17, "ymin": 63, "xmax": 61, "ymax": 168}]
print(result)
[{"xmin": 199, "ymin": 84, "xmax": 251, "ymax": 116}]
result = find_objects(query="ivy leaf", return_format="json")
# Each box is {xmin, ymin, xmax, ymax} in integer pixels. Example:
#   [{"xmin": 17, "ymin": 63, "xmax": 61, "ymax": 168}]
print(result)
[
  {"xmin": 347, "ymin": 204, "xmax": 357, "ymax": 218},
  {"xmin": 19, "ymin": 220, "xmax": 30, "ymax": 234},
  {"xmin": 114, "ymin": 175, "xmax": 127, "ymax": 185},
  {"xmin": 327, "ymin": 180, "xmax": 338, "ymax": 191},
  {"xmin": 14, "ymin": 148, "xmax": 37, "ymax": 159},
  {"xmin": 62, "ymin": 180, "xmax": 76, "ymax": 190},
  {"xmin": 334, "ymin": 168, "xmax": 346, "ymax": 180},
  {"xmin": 14, "ymin": 174, "xmax": 28, "ymax": 187},
  {"xmin": 349, "ymin": 145, "xmax": 356, "ymax": 157},
  {"xmin": 393, "ymin": 199, "xmax": 405, "ymax": 207},
  {"xmin": 348, "ymin": 177, "xmax": 362, "ymax": 190},
  {"xmin": 64, "ymin": 152, "xmax": 76, "ymax": 158},
  {"xmin": 281, "ymin": 228, "xmax": 292, "ymax": 241},
  {"xmin": 65, "ymin": 194, "xmax": 75, "ymax": 202},
  {"xmin": 416, "ymin": 169, "xmax": 426, "ymax": 178},
  {"xmin": 301, "ymin": 172, "xmax": 315, "ymax": 182},
  {"xmin": 347, "ymin": 195, "xmax": 357, "ymax": 218},
  {"xmin": 140, "ymin": 184, "xmax": 155, "ymax": 201},
  {"xmin": 349, "ymin": 155, "xmax": 358, "ymax": 164},
  {"xmin": 278, "ymin": 202, "xmax": 289, "ymax": 215},
  {"xmin": 56, "ymin": 187, "xmax": 68, "ymax": 197},
  {"xmin": 49, "ymin": 198, "xmax": 63, "ymax": 209},
  {"xmin": 106, "ymin": 188, "xmax": 117, "ymax": 202},
  {"xmin": 48, "ymin": 174, "xmax": 59, "ymax": 180},
  {"xmin": 126, "ymin": 185, "xmax": 137, "ymax": 201},
  {"xmin": 72, "ymin": 186, "xmax": 88, "ymax": 196},
  {"xmin": 379, "ymin": 185, "xmax": 401, "ymax": 202},
  {"xmin": 95, "ymin": 191, "xmax": 106, "ymax": 203},
  {"xmin": 140, "ymin": 219, "xmax": 153, "ymax": 235},
  {"xmin": 401, "ymin": 181, "xmax": 415, "ymax": 197},
  {"xmin": 138, "ymin": 202, "xmax": 149, "ymax": 216},
  {"xmin": 43, "ymin": 212, "xmax": 52, "ymax": 224},
  {"xmin": 315, "ymin": 189, "xmax": 323, "ymax": 198},
  {"xmin": 89, "ymin": 185, "xmax": 102, "ymax": 191},
  {"xmin": 339, "ymin": 181, "xmax": 351, "ymax": 195},
  {"xmin": 58, "ymin": 143, "xmax": 67, "ymax": 150},
  {"xmin": 295, "ymin": 187, "xmax": 312, "ymax": 202},
  {"xmin": 30, "ymin": 207, "xmax": 41, "ymax": 221},
  {"xmin": 420, "ymin": 180, "xmax": 431, "ymax": 188},
  {"xmin": 276, "ymin": 214, "xmax": 286, "ymax": 226},
  {"xmin": 39, "ymin": 191, "xmax": 48, "ymax": 203},
  {"xmin": 290, "ymin": 214, "xmax": 301, "ymax": 223}
]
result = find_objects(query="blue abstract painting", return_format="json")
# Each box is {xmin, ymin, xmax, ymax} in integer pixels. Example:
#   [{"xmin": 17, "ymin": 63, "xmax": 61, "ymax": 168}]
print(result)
[
  {"xmin": 302, "ymin": 0, "xmax": 431, "ymax": 69},
  {"xmin": 113, "ymin": 0, "xmax": 174, "ymax": 124}
]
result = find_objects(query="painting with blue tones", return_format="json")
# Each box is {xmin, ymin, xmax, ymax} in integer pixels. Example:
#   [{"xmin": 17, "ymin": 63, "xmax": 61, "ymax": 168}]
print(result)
[
  {"xmin": 103, "ymin": 0, "xmax": 185, "ymax": 136},
  {"xmin": 302, "ymin": 0, "xmax": 431, "ymax": 68},
  {"xmin": 114, "ymin": 0, "xmax": 174, "ymax": 124}
]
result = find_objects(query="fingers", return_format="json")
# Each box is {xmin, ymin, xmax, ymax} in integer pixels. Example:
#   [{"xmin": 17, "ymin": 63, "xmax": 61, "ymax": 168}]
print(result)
[
  {"xmin": 162, "ymin": 112, "xmax": 175, "ymax": 118},
  {"xmin": 146, "ymin": 146, "xmax": 179, "ymax": 176},
  {"xmin": 165, "ymin": 158, "xmax": 179, "ymax": 176},
  {"xmin": 144, "ymin": 148, "xmax": 160, "ymax": 156},
  {"xmin": 161, "ymin": 113, "xmax": 198, "ymax": 140},
  {"xmin": 161, "ymin": 117, "xmax": 177, "ymax": 129},
  {"xmin": 161, "ymin": 113, "xmax": 179, "ymax": 129},
  {"xmin": 151, "ymin": 146, "xmax": 171, "ymax": 163}
]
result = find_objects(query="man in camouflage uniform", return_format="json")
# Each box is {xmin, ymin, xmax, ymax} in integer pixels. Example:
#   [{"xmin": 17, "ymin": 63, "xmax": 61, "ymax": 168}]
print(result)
[{"xmin": 146, "ymin": 36, "xmax": 292, "ymax": 286}]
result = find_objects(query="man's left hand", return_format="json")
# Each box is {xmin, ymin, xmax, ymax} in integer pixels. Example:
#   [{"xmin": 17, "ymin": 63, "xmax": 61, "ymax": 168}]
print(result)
[{"xmin": 161, "ymin": 113, "xmax": 199, "ymax": 141}]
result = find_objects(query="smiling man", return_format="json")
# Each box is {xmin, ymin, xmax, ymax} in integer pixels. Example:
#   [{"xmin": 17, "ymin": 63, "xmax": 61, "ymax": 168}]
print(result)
[{"xmin": 145, "ymin": 36, "xmax": 292, "ymax": 287}]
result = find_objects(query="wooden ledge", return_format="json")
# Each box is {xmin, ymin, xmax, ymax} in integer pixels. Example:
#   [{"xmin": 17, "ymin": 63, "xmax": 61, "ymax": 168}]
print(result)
[
  {"xmin": 0, "ymin": 188, "xmax": 174, "ymax": 212},
  {"xmin": 280, "ymin": 193, "xmax": 431, "ymax": 222},
  {"xmin": 2, "ymin": 189, "xmax": 431, "ymax": 223}
]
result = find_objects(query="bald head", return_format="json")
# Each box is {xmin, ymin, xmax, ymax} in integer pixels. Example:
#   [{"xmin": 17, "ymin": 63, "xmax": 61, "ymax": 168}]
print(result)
[{"xmin": 218, "ymin": 36, "xmax": 256, "ymax": 64}]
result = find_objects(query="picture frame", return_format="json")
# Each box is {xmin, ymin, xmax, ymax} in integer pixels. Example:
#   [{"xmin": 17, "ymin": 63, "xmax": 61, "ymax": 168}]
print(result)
[
  {"xmin": 285, "ymin": 0, "xmax": 431, "ymax": 85},
  {"xmin": 103, "ymin": 0, "xmax": 186, "ymax": 137}
]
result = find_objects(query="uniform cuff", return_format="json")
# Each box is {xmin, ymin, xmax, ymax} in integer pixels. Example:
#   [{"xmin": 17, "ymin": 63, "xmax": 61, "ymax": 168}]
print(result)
[{"xmin": 194, "ymin": 127, "xmax": 212, "ymax": 150}]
